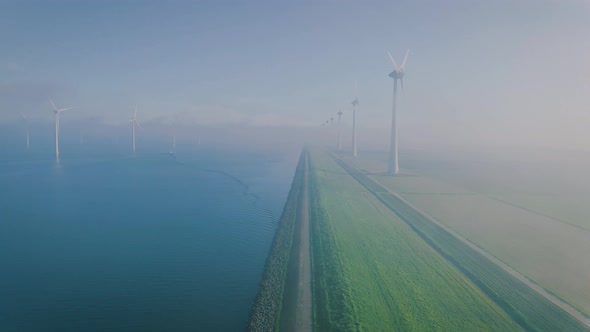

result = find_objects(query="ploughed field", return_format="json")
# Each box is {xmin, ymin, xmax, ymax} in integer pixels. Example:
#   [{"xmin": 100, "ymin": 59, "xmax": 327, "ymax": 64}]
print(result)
[
  {"xmin": 341, "ymin": 153, "xmax": 590, "ymax": 318},
  {"xmin": 308, "ymin": 150, "xmax": 523, "ymax": 331}
]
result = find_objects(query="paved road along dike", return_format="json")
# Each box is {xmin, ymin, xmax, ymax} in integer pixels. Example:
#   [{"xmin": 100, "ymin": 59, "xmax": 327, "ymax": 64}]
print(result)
[{"xmin": 280, "ymin": 151, "xmax": 312, "ymax": 332}]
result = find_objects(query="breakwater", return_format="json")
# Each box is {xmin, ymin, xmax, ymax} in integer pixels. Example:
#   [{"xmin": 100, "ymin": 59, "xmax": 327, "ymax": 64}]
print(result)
[{"xmin": 246, "ymin": 149, "xmax": 306, "ymax": 331}]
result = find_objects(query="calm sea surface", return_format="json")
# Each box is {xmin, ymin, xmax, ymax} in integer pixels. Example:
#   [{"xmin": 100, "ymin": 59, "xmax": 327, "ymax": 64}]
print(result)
[{"xmin": 0, "ymin": 146, "xmax": 298, "ymax": 331}]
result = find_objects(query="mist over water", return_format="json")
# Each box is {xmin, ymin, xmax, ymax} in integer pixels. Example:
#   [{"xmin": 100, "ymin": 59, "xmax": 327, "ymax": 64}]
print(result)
[{"xmin": 0, "ymin": 145, "xmax": 299, "ymax": 331}]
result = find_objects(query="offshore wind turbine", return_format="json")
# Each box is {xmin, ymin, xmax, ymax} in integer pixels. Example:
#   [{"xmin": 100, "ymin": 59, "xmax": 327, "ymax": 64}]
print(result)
[
  {"xmin": 337, "ymin": 110, "xmax": 343, "ymax": 151},
  {"xmin": 351, "ymin": 82, "xmax": 359, "ymax": 157},
  {"xmin": 169, "ymin": 127, "xmax": 176, "ymax": 155},
  {"xmin": 49, "ymin": 100, "xmax": 73, "ymax": 159},
  {"xmin": 387, "ymin": 49, "xmax": 409, "ymax": 175},
  {"xmin": 20, "ymin": 112, "xmax": 30, "ymax": 150},
  {"xmin": 130, "ymin": 106, "xmax": 141, "ymax": 153}
]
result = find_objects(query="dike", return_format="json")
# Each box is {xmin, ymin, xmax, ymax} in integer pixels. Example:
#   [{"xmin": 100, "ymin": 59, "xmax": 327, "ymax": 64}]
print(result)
[{"xmin": 246, "ymin": 149, "xmax": 306, "ymax": 332}]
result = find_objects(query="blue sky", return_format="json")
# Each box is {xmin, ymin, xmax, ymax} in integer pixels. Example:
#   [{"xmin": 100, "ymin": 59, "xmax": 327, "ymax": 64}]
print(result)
[{"xmin": 1, "ymin": 0, "xmax": 590, "ymax": 148}]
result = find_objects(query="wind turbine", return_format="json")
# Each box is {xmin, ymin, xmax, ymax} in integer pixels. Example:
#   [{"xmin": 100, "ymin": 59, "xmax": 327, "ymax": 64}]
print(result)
[
  {"xmin": 337, "ymin": 110, "xmax": 343, "ymax": 151},
  {"xmin": 49, "ymin": 100, "xmax": 73, "ymax": 159},
  {"xmin": 130, "ymin": 106, "xmax": 141, "ymax": 153},
  {"xmin": 387, "ymin": 49, "xmax": 409, "ymax": 175},
  {"xmin": 351, "ymin": 81, "xmax": 359, "ymax": 157},
  {"xmin": 330, "ymin": 117, "xmax": 334, "ymax": 127},
  {"xmin": 169, "ymin": 127, "xmax": 176, "ymax": 155},
  {"xmin": 20, "ymin": 112, "xmax": 30, "ymax": 150}
]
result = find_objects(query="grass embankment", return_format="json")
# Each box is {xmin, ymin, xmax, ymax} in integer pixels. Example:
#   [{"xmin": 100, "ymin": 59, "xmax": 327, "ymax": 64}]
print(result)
[
  {"xmin": 309, "ymin": 149, "xmax": 521, "ymax": 331},
  {"xmin": 334, "ymin": 156, "xmax": 590, "ymax": 331},
  {"xmin": 247, "ymin": 151, "xmax": 306, "ymax": 331}
]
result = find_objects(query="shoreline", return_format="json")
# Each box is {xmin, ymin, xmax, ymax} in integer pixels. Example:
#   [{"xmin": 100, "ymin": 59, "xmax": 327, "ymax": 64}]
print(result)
[{"xmin": 246, "ymin": 149, "xmax": 308, "ymax": 331}]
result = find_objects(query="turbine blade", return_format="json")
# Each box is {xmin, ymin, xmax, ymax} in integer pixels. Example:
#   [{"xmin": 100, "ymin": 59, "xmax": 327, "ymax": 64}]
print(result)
[
  {"xmin": 58, "ymin": 107, "xmax": 73, "ymax": 113},
  {"xmin": 401, "ymin": 49, "xmax": 410, "ymax": 70},
  {"xmin": 49, "ymin": 99, "xmax": 58, "ymax": 111},
  {"xmin": 387, "ymin": 51, "xmax": 400, "ymax": 71}
]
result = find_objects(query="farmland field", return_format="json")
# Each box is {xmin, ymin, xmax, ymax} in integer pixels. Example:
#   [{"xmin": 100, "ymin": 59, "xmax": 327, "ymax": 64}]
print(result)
[
  {"xmin": 341, "ymin": 152, "xmax": 590, "ymax": 317},
  {"xmin": 308, "ymin": 149, "xmax": 522, "ymax": 331},
  {"xmin": 334, "ymin": 154, "xmax": 589, "ymax": 330}
]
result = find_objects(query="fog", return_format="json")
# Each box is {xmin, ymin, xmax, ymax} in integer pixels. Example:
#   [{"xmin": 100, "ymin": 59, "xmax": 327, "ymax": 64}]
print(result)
[
  {"xmin": 3, "ymin": 2, "xmax": 590, "ymax": 330},
  {"xmin": 1, "ymin": 0, "xmax": 589, "ymax": 152}
]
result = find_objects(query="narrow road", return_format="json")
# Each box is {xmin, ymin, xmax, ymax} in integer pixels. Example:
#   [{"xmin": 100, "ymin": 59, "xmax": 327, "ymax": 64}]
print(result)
[
  {"xmin": 294, "ymin": 152, "xmax": 313, "ymax": 332},
  {"xmin": 281, "ymin": 152, "xmax": 313, "ymax": 332}
]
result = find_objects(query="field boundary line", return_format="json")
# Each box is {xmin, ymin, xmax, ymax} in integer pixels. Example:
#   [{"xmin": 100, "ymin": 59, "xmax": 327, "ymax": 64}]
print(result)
[{"xmin": 487, "ymin": 195, "xmax": 590, "ymax": 234}]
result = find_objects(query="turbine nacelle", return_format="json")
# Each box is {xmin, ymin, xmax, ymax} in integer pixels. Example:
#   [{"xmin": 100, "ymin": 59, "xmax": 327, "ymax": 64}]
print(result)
[
  {"xmin": 387, "ymin": 49, "xmax": 410, "ymax": 81},
  {"xmin": 388, "ymin": 70, "xmax": 404, "ymax": 79},
  {"xmin": 49, "ymin": 100, "xmax": 73, "ymax": 114},
  {"xmin": 351, "ymin": 98, "xmax": 359, "ymax": 107}
]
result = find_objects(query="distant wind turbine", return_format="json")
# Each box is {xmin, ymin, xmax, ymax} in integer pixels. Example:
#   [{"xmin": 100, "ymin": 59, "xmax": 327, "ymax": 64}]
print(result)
[
  {"xmin": 351, "ymin": 81, "xmax": 359, "ymax": 158},
  {"xmin": 330, "ymin": 117, "xmax": 334, "ymax": 127},
  {"xmin": 130, "ymin": 106, "xmax": 141, "ymax": 153},
  {"xmin": 169, "ymin": 127, "xmax": 176, "ymax": 155},
  {"xmin": 337, "ymin": 110, "xmax": 343, "ymax": 151},
  {"xmin": 20, "ymin": 112, "xmax": 30, "ymax": 150},
  {"xmin": 387, "ymin": 49, "xmax": 409, "ymax": 175},
  {"xmin": 49, "ymin": 100, "xmax": 73, "ymax": 159}
]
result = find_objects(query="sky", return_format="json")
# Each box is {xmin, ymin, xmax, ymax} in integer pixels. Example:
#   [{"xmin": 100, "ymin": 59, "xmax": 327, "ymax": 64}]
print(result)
[{"xmin": 1, "ymin": 0, "xmax": 590, "ymax": 149}]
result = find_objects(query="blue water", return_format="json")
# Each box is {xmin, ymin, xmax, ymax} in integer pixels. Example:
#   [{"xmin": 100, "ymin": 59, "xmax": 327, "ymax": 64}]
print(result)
[{"xmin": 0, "ymin": 146, "xmax": 298, "ymax": 331}]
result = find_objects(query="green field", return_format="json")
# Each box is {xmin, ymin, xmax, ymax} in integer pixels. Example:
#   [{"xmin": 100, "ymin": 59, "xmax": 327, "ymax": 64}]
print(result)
[
  {"xmin": 334, "ymin": 154, "xmax": 589, "ymax": 331},
  {"xmin": 308, "ymin": 149, "xmax": 522, "ymax": 331},
  {"xmin": 365, "ymin": 166, "xmax": 590, "ymax": 317}
]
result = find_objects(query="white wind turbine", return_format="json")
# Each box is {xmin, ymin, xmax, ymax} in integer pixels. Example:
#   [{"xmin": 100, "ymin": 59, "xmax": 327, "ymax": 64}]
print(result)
[
  {"xmin": 337, "ymin": 110, "xmax": 343, "ymax": 151},
  {"xmin": 130, "ymin": 106, "xmax": 141, "ymax": 153},
  {"xmin": 20, "ymin": 112, "xmax": 30, "ymax": 150},
  {"xmin": 387, "ymin": 49, "xmax": 409, "ymax": 175},
  {"xmin": 49, "ymin": 100, "xmax": 73, "ymax": 159},
  {"xmin": 351, "ymin": 82, "xmax": 359, "ymax": 157},
  {"xmin": 169, "ymin": 126, "xmax": 176, "ymax": 155}
]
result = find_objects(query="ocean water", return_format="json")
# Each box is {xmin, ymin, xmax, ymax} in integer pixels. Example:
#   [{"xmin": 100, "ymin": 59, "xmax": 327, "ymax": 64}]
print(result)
[{"xmin": 0, "ymin": 146, "xmax": 298, "ymax": 331}]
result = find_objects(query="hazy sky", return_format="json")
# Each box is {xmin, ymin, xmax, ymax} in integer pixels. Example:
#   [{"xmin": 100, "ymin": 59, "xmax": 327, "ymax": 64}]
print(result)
[{"xmin": 1, "ymin": 0, "xmax": 589, "ymax": 149}]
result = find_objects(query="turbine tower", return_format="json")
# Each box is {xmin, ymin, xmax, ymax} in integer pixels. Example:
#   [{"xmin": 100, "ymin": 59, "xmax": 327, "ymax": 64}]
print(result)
[
  {"xmin": 387, "ymin": 49, "xmax": 409, "ymax": 175},
  {"xmin": 170, "ymin": 127, "xmax": 176, "ymax": 155},
  {"xmin": 337, "ymin": 110, "xmax": 343, "ymax": 151},
  {"xmin": 49, "ymin": 100, "xmax": 73, "ymax": 159},
  {"xmin": 351, "ymin": 82, "xmax": 359, "ymax": 158},
  {"xmin": 20, "ymin": 112, "xmax": 30, "ymax": 150},
  {"xmin": 130, "ymin": 106, "xmax": 141, "ymax": 153}
]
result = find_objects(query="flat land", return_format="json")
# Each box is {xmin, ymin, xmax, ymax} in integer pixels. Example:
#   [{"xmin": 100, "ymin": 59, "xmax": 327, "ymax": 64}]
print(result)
[
  {"xmin": 341, "ymin": 153, "xmax": 590, "ymax": 317},
  {"xmin": 309, "ymin": 149, "xmax": 522, "ymax": 331},
  {"xmin": 335, "ymin": 153, "xmax": 589, "ymax": 331}
]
